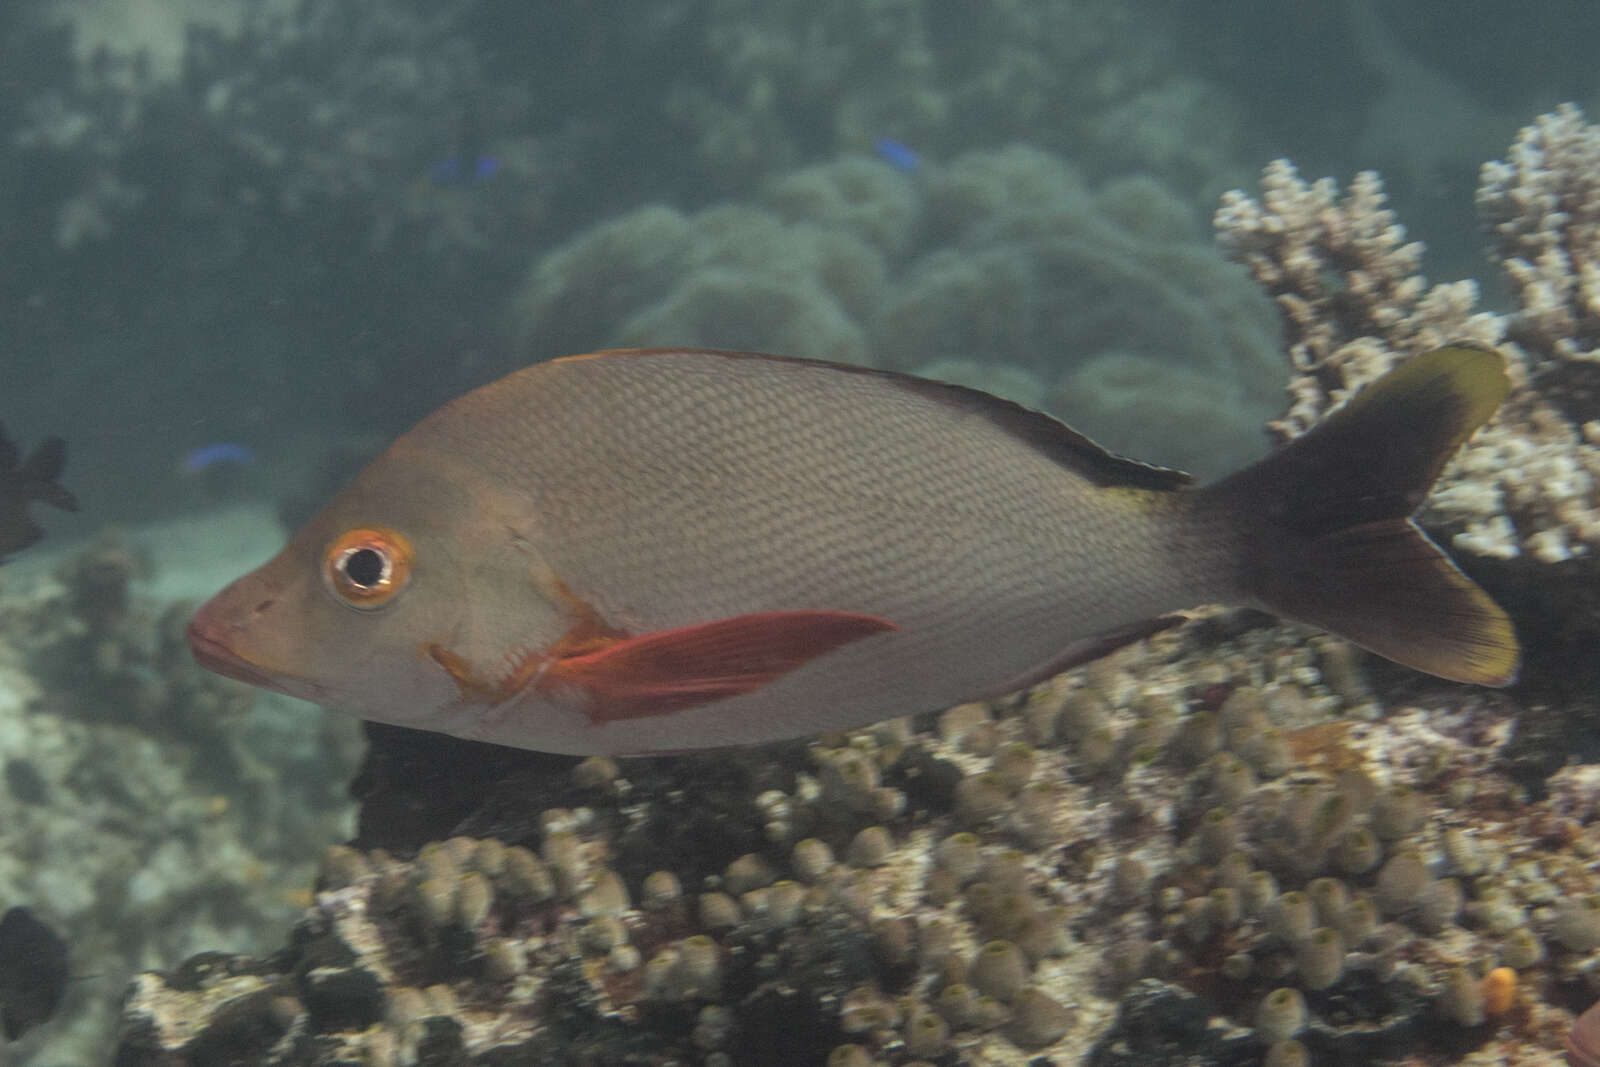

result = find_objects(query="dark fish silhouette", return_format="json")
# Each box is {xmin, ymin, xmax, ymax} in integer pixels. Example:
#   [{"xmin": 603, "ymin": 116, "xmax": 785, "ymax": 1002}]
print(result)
[
  {"xmin": 0, "ymin": 907, "xmax": 69, "ymax": 1040},
  {"xmin": 0, "ymin": 423, "xmax": 76, "ymax": 564}
]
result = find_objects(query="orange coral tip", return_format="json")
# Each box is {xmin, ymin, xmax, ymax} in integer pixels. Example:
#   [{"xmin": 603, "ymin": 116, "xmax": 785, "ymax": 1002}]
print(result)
[{"xmin": 1483, "ymin": 966, "xmax": 1516, "ymax": 1016}]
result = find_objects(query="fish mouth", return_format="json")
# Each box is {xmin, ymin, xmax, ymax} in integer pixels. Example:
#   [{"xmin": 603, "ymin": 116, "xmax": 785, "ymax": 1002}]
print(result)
[{"xmin": 185, "ymin": 610, "xmax": 287, "ymax": 692}]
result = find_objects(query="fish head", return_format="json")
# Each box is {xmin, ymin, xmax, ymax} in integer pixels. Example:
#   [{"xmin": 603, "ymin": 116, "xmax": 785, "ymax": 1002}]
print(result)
[{"xmin": 187, "ymin": 442, "xmax": 569, "ymax": 730}]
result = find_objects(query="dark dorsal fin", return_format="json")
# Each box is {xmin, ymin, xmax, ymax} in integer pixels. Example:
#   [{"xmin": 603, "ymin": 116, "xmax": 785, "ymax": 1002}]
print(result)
[{"xmin": 557, "ymin": 348, "xmax": 1194, "ymax": 492}]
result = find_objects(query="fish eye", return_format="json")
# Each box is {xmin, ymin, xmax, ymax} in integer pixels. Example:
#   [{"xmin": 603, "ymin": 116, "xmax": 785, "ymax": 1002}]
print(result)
[{"xmin": 323, "ymin": 527, "xmax": 414, "ymax": 609}]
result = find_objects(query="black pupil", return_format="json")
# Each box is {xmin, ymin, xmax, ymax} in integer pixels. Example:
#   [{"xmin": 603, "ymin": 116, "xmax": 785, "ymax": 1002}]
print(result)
[{"xmin": 344, "ymin": 548, "xmax": 386, "ymax": 588}]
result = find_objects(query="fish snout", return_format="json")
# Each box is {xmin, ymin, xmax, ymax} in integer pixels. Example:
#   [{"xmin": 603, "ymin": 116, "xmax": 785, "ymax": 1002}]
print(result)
[{"xmin": 186, "ymin": 582, "xmax": 285, "ymax": 690}]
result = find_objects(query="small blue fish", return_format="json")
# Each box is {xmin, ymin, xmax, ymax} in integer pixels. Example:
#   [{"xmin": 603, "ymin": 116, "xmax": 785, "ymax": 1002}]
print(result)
[
  {"xmin": 873, "ymin": 137, "xmax": 921, "ymax": 174},
  {"xmin": 429, "ymin": 154, "xmax": 501, "ymax": 187},
  {"xmin": 182, "ymin": 443, "xmax": 255, "ymax": 474}
]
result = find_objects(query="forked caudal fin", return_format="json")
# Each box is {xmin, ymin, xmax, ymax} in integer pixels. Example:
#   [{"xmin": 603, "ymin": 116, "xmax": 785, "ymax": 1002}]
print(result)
[{"xmin": 1209, "ymin": 343, "xmax": 1520, "ymax": 686}]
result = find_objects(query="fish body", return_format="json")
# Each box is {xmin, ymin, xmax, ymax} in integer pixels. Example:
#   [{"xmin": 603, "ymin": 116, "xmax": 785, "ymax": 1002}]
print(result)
[
  {"xmin": 1569, "ymin": 996, "xmax": 1600, "ymax": 1066},
  {"xmin": 0, "ymin": 424, "xmax": 76, "ymax": 564},
  {"xmin": 188, "ymin": 345, "xmax": 1518, "ymax": 755}
]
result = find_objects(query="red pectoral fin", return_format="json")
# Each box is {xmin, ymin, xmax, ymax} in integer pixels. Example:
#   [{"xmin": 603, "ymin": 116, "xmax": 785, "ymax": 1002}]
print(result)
[{"xmin": 543, "ymin": 610, "xmax": 898, "ymax": 724}]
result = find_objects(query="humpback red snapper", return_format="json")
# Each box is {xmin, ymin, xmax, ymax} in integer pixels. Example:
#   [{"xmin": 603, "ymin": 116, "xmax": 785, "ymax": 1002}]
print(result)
[{"xmin": 188, "ymin": 344, "xmax": 1518, "ymax": 755}]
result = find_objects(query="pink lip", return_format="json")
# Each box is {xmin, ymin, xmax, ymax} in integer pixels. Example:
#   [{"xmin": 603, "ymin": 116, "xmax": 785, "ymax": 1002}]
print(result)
[{"xmin": 186, "ymin": 607, "xmax": 280, "ymax": 690}]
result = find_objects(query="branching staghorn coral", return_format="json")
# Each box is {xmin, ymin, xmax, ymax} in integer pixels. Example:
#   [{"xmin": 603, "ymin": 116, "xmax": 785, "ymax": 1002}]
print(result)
[
  {"xmin": 1214, "ymin": 160, "xmax": 1502, "ymax": 441},
  {"xmin": 1477, "ymin": 102, "xmax": 1600, "ymax": 369}
]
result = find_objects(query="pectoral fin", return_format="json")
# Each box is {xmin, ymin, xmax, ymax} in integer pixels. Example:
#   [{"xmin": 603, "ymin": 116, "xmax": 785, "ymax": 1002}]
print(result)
[{"xmin": 542, "ymin": 610, "xmax": 898, "ymax": 724}]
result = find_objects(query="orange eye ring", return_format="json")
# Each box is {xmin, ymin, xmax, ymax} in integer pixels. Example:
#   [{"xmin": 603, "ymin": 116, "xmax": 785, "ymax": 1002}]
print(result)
[{"xmin": 323, "ymin": 527, "xmax": 414, "ymax": 609}]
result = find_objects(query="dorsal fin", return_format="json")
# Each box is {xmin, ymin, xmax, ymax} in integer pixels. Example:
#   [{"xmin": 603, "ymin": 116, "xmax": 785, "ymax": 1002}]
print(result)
[{"xmin": 557, "ymin": 348, "xmax": 1194, "ymax": 492}]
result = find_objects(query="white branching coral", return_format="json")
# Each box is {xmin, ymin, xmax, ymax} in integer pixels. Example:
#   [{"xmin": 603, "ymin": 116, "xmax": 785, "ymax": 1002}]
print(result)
[
  {"xmin": 1477, "ymin": 102, "xmax": 1600, "ymax": 366},
  {"xmin": 1217, "ymin": 111, "xmax": 1600, "ymax": 564},
  {"xmin": 1214, "ymin": 160, "xmax": 1502, "ymax": 440}
]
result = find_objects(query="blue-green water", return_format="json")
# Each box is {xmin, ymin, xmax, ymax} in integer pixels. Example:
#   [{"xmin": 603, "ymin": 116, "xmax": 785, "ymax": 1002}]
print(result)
[{"xmin": 3, "ymin": 2, "xmax": 1598, "ymax": 1063}]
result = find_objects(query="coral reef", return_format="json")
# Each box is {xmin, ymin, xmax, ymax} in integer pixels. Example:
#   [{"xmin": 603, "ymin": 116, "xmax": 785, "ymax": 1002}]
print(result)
[
  {"xmin": 1215, "ymin": 109, "xmax": 1600, "ymax": 722},
  {"xmin": 1214, "ymin": 109, "xmax": 1600, "ymax": 567},
  {"xmin": 0, "ymin": 0, "xmax": 559, "ymax": 525},
  {"xmin": 1478, "ymin": 103, "xmax": 1600, "ymax": 370},
  {"xmin": 0, "ymin": 534, "xmax": 361, "ymax": 1065},
  {"xmin": 875, "ymin": 152, "xmax": 1283, "ymax": 463},
  {"xmin": 652, "ymin": 0, "xmax": 1240, "ymax": 198},
  {"xmin": 2, "ymin": 0, "xmax": 1253, "ymax": 527},
  {"xmin": 1173, "ymin": 4, "xmax": 1600, "ymax": 283},
  {"xmin": 511, "ymin": 199, "xmax": 884, "ymax": 369},
  {"xmin": 1209, "ymin": 115, "xmax": 1600, "ymax": 777},
  {"xmin": 113, "ymin": 613, "xmax": 1587, "ymax": 1064},
  {"xmin": 106, "ymin": 101, "xmax": 1600, "ymax": 1067},
  {"xmin": 1214, "ymin": 158, "xmax": 1504, "ymax": 441},
  {"xmin": 5, "ymin": 0, "xmax": 1599, "ymax": 1055}
]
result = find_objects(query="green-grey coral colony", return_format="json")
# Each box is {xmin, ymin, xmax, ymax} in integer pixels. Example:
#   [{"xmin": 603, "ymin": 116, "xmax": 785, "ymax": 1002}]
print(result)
[{"xmin": 105, "ymin": 101, "xmax": 1600, "ymax": 1064}]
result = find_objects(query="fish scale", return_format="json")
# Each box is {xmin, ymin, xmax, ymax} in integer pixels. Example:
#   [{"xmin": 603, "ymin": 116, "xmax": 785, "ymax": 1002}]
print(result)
[{"xmin": 478, "ymin": 356, "xmax": 1191, "ymax": 691}]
